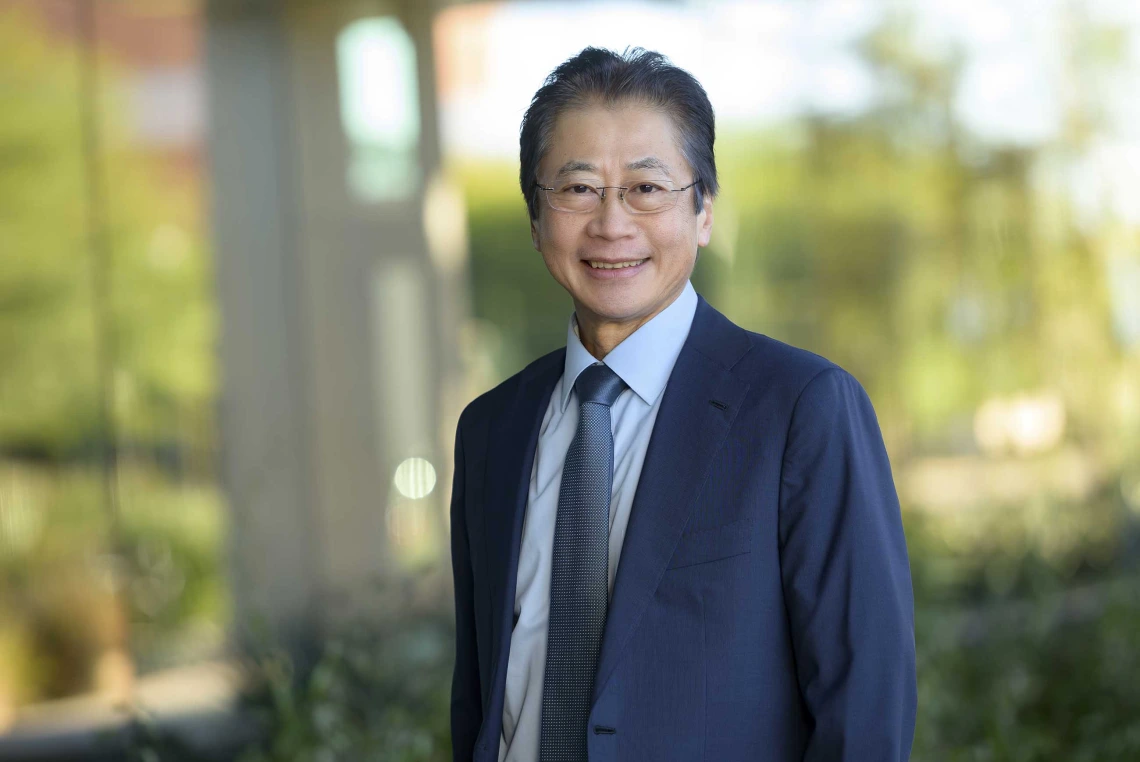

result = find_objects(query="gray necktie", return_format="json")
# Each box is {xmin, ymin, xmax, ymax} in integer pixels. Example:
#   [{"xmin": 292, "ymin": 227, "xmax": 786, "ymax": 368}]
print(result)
[{"xmin": 539, "ymin": 362, "xmax": 627, "ymax": 761}]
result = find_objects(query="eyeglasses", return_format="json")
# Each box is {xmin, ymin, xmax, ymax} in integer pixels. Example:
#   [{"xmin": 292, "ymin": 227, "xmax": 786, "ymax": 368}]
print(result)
[{"xmin": 536, "ymin": 178, "xmax": 700, "ymax": 214}]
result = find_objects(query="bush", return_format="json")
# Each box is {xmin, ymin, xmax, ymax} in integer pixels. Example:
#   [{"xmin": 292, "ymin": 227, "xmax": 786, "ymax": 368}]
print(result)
[{"xmin": 236, "ymin": 613, "xmax": 453, "ymax": 762}]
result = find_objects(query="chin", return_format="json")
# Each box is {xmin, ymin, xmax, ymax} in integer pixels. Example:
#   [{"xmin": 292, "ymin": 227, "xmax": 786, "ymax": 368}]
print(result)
[{"xmin": 576, "ymin": 288, "xmax": 655, "ymax": 323}]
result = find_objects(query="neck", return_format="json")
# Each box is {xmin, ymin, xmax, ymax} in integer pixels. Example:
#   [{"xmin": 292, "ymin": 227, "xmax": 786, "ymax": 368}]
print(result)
[
  {"xmin": 576, "ymin": 315, "xmax": 648, "ymax": 360},
  {"xmin": 574, "ymin": 285, "xmax": 685, "ymax": 360}
]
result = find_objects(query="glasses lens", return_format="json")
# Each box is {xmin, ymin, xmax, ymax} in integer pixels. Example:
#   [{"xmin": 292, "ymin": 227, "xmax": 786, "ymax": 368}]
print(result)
[
  {"xmin": 541, "ymin": 180, "xmax": 693, "ymax": 213},
  {"xmin": 624, "ymin": 181, "xmax": 675, "ymax": 213},
  {"xmin": 547, "ymin": 183, "xmax": 599, "ymax": 212}
]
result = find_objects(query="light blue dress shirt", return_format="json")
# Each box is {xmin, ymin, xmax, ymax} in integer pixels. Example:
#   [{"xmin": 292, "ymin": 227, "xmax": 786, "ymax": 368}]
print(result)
[{"xmin": 498, "ymin": 281, "xmax": 699, "ymax": 762}]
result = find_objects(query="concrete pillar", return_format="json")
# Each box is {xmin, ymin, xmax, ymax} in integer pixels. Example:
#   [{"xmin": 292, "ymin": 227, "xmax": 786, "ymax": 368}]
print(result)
[{"xmin": 204, "ymin": 0, "xmax": 464, "ymax": 656}]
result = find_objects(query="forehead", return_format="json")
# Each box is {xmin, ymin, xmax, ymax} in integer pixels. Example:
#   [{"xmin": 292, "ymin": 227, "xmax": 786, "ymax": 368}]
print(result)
[{"xmin": 540, "ymin": 102, "xmax": 686, "ymax": 176}]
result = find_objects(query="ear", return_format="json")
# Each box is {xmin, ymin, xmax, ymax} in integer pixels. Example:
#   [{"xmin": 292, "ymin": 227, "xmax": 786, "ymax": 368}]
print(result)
[
  {"xmin": 530, "ymin": 215, "xmax": 541, "ymax": 251},
  {"xmin": 696, "ymin": 194, "xmax": 714, "ymax": 248}
]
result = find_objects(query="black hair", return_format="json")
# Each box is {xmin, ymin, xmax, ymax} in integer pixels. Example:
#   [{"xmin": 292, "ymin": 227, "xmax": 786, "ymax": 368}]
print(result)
[{"xmin": 519, "ymin": 46, "xmax": 719, "ymax": 220}]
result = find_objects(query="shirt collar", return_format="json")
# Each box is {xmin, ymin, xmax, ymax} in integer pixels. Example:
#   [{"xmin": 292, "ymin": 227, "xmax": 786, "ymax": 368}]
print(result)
[{"xmin": 560, "ymin": 280, "xmax": 698, "ymax": 412}]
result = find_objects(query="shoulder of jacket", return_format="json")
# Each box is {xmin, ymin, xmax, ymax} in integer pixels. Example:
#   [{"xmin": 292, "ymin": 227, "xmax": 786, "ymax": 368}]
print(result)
[
  {"xmin": 731, "ymin": 328, "xmax": 843, "ymax": 386},
  {"xmin": 456, "ymin": 346, "xmax": 563, "ymax": 433}
]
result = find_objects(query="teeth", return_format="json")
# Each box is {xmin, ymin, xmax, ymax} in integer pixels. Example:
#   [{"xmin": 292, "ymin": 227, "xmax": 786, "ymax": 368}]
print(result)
[{"xmin": 588, "ymin": 259, "xmax": 646, "ymax": 269}]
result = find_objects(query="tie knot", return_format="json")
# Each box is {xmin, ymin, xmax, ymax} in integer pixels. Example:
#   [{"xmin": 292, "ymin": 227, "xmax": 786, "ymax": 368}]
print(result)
[{"xmin": 574, "ymin": 363, "xmax": 627, "ymax": 408}]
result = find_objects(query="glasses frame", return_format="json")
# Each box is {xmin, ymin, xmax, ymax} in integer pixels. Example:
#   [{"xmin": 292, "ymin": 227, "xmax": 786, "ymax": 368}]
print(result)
[{"xmin": 535, "ymin": 178, "xmax": 700, "ymax": 215}]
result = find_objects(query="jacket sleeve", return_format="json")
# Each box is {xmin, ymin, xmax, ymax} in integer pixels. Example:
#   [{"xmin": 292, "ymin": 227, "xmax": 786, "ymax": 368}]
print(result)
[
  {"xmin": 777, "ymin": 368, "xmax": 917, "ymax": 761},
  {"xmin": 450, "ymin": 414, "xmax": 483, "ymax": 761}
]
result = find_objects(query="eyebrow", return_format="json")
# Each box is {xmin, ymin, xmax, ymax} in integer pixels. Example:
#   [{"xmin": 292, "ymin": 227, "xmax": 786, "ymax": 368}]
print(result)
[
  {"xmin": 554, "ymin": 157, "xmax": 674, "ymax": 177},
  {"xmin": 625, "ymin": 157, "xmax": 672, "ymax": 174},
  {"xmin": 555, "ymin": 160, "xmax": 597, "ymax": 177}
]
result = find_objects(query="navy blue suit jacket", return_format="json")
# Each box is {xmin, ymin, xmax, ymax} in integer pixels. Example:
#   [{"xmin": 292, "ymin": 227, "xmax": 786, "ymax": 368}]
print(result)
[{"xmin": 449, "ymin": 295, "xmax": 917, "ymax": 761}]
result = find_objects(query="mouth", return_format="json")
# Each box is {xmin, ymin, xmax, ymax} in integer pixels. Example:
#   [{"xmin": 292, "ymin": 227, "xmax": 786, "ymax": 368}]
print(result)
[
  {"xmin": 581, "ymin": 257, "xmax": 649, "ymax": 280},
  {"xmin": 585, "ymin": 258, "xmax": 648, "ymax": 270}
]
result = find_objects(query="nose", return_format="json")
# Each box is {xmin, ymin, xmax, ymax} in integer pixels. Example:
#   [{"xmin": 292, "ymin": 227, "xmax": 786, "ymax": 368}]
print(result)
[{"xmin": 587, "ymin": 188, "xmax": 638, "ymax": 240}]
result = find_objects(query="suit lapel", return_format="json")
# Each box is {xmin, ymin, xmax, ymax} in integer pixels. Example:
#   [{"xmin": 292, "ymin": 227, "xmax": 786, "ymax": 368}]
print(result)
[
  {"xmin": 481, "ymin": 349, "xmax": 563, "ymax": 720},
  {"xmin": 592, "ymin": 296, "xmax": 753, "ymax": 704}
]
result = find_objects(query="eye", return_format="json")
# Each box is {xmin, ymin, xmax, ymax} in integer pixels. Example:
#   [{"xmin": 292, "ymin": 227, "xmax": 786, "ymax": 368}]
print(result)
[
  {"xmin": 565, "ymin": 184, "xmax": 594, "ymax": 194},
  {"xmin": 631, "ymin": 183, "xmax": 663, "ymax": 194}
]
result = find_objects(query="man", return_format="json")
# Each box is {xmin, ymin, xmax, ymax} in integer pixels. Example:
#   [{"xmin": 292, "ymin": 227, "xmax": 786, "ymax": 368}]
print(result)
[{"xmin": 449, "ymin": 47, "xmax": 916, "ymax": 762}]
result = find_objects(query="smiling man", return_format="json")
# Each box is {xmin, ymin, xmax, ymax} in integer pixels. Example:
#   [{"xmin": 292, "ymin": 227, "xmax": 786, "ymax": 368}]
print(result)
[{"xmin": 449, "ymin": 48, "xmax": 917, "ymax": 762}]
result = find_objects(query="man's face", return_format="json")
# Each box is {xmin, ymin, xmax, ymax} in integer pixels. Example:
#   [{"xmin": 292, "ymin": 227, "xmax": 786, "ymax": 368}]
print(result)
[{"xmin": 531, "ymin": 102, "xmax": 713, "ymax": 330}]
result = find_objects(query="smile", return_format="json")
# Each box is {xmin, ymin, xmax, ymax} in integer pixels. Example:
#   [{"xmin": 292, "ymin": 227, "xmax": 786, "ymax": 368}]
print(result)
[{"xmin": 587, "ymin": 259, "xmax": 647, "ymax": 269}]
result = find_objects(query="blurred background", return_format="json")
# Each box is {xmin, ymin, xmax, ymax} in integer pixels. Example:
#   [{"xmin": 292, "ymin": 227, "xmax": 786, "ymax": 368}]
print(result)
[{"xmin": 0, "ymin": 0, "xmax": 1138, "ymax": 759}]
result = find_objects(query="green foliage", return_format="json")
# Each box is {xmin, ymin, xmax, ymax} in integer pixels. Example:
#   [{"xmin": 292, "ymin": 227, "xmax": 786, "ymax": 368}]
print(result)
[
  {"xmin": 103, "ymin": 704, "xmax": 218, "ymax": 762},
  {"xmin": 0, "ymin": 3, "xmax": 226, "ymax": 709},
  {"xmin": 913, "ymin": 577, "xmax": 1140, "ymax": 762},
  {"xmin": 903, "ymin": 488, "xmax": 1132, "ymax": 607},
  {"xmin": 0, "ymin": 461, "xmax": 228, "ymax": 702},
  {"xmin": 453, "ymin": 159, "xmax": 567, "ymax": 371},
  {"xmin": 235, "ymin": 615, "xmax": 452, "ymax": 762},
  {"xmin": 0, "ymin": 6, "xmax": 217, "ymax": 455}
]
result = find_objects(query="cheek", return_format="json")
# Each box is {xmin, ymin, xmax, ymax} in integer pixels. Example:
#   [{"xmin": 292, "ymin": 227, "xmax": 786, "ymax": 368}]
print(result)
[
  {"xmin": 540, "ymin": 249, "xmax": 565, "ymax": 278},
  {"xmin": 539, "ymin": 219, "xmax": 582, "ymax": 259},
  {"xmin": 536, "ymin": 225, "xmax": 576, "ymax": 277},
  {"xmin": 651, "ymin": 221, "xmax": 698, "ymax": 264}
]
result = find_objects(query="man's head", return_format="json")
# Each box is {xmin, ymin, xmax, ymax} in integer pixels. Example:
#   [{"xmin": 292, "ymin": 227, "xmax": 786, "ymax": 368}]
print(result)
[{"xmin": 519, "ymin": 47, "xmax": 718, "ymax": 335}]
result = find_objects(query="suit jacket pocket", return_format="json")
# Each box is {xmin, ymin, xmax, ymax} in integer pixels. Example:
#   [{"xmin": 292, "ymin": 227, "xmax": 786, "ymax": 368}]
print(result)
[{"xmin": 667, "ymin": 517, "xmax": 753, "ymax": 570}]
